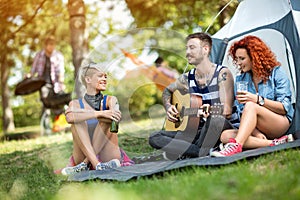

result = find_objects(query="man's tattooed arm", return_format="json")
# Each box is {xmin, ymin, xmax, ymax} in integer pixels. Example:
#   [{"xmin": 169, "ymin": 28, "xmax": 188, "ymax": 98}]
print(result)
[
  {"xmin": 218, "ymin": 68, "xmax": 234, "ymax": 118},
  {"xmin": 162, "ymin": 87, "xmax": 173, "ymax": 111},
  {"xmin": 219, "ymin": 71, "xmax": 228, "ymax": 82},
  {"xmin": 162, "ymin": 73, "xmax": 189, "ymax": 111}
]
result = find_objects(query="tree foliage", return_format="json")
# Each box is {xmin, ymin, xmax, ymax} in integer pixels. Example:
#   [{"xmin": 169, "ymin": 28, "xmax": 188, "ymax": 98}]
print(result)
[
  {"xmin": 114, "ymin": 75, "xmax": 161, "ymax": 120},
  {"xmin": 125, "ymin": 0, "xmax": 238, "ymax": 34},
  {"xmin": 13, "ymin": 93, "xmax": 42, "ymax": 127},
  {"xmin": 124, "ymin": 0, "xmax": 238, "ymax": 72},
  {"xmin": 0, "ymin": 0, "xmax": 71, "ymax": 134},
  {"xmin": 0, "ymin": 0, "xmax": 240, "ymax": 133}
]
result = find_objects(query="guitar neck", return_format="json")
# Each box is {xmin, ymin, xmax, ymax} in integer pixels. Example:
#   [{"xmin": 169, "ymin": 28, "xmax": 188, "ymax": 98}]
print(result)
[
  {"xmin": 182, "ymin": 107, "xmax": 202, "ymax": 117},
  {"xmin": 181, "ymin": 105, "xmax": 222, "ymax": 117}
]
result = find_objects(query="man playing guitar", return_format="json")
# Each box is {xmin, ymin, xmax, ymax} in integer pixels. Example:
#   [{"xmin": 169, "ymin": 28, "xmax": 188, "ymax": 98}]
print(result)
[{"xmin": 149, "ymin": 32, "xmax": 239, "ymax": 160}]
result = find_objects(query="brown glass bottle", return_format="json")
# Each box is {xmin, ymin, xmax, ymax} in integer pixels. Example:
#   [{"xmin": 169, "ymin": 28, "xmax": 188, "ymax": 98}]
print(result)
[{"xmin": 110, "ymin": 102, "xmax": 119, "ymax": 133}]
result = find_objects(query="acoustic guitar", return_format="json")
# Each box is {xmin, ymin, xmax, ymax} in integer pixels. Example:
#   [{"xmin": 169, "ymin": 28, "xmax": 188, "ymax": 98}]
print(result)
[{"xmin": 164, "ymin": 90, "xmax": 223, "ymax": 132}]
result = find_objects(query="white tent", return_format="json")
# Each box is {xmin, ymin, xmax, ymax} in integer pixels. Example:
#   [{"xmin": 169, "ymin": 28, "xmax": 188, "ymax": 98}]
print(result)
[{"xmin": 210, "ymin": 0, "xmax": 300, "ymax": 137}]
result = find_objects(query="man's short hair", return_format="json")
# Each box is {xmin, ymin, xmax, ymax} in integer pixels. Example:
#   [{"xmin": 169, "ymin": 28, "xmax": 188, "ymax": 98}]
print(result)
[
  {"xmin": 186, "ymin": 32, "xmax": 212, "ymax": 48},
  {"xmin": 44, "ymin": 35, "xmax": 56, "ymax": 45}
]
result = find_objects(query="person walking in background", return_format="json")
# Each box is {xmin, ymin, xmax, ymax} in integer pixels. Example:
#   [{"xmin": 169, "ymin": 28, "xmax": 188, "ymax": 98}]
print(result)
[
  {"xmin": 29, "ymin": 35, "xmax": 70, "ymax": 133},
  {"xmin": 61, "ymin": 62, "xmax": 133, "ymax": 176},
  {"xmin": 29, "ymin": 35, "xmax": 66, "ymax": 108},
  {"xmin": 149, "ymin": 32, "xmax": 239, "ymax": 160},
  {"xmin": 211, "ymin": 35, "xmax": 294, "ymax": 157}
]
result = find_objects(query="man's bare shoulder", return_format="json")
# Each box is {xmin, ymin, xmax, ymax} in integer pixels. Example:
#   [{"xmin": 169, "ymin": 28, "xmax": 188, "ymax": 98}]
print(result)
[
  {"xmin": 166, "ymin": 72, "xmax": 189, "ymax": 93},
  {"xmin": 218, "ymin": 67, "xmax": 233, "ymax": 83}
]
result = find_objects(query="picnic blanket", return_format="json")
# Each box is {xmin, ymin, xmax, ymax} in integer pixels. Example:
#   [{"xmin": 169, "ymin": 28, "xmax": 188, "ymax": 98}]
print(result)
[{"xmin": 67, "ymin": 139, "xmax": 300, "ymax": 182}]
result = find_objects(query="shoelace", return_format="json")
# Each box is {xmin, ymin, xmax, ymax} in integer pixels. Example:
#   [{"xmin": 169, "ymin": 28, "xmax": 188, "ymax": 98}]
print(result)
[
  {"xmin": 272, "ymin": 136, "xmax": 288, "ymax": 145},
  {"xmin": 221, "ymin": 143, "xmax": 239, "ymax": 155},
  {"xmin": 97, "ymin": 161, "xmax": 117, "ymax": 170},
  {"xmin": 100, "ymin": 163, "xmax": 111, "ymax": 169},
  {"xmin": 74, "ymin": 164, "xmax": 86, "ymax": 172}
]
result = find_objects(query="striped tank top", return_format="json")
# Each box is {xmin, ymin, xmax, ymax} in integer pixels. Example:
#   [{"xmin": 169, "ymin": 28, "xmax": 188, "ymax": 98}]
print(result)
[
  {"xmin": 188, "ymin": 65, "xmax": 224, "ymax": 105},
  {"xmin": 188, "ymin": 65, "xmax": 240, "ymax": 128}
]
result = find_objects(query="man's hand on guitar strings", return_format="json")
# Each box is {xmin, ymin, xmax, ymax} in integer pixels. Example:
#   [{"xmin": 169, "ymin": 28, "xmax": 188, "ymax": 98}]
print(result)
[
  {"xmin": 167, "ymin": 105, "xmax": 179, "ymax": 122},
  {"xmin": 197, "ymin": 104, "xmax": 210, "ymax": 118}
]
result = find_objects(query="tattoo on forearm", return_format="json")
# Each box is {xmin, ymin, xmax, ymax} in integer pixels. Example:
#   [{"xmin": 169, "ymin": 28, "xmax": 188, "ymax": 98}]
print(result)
[
  {"xmin": 162, "ymin": 89, "xmax": 172, "ymax": 110},
  {"xmin": 175, "ymin": 74, "xmax": 189, "ymax": 92},
  {"xmin": 162, "ymin": 73, "xmax": 189, "ymax": 110}
]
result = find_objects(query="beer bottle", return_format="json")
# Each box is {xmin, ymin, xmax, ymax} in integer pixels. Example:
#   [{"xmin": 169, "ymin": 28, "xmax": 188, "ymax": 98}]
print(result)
[{"xmin": 110, "ymin": 102, "xmax": 119, "ymax": 133}]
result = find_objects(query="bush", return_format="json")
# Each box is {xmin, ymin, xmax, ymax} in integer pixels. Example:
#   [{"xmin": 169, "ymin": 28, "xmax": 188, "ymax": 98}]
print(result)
[
  {"xmin": 13, "ymin": 93, "xmax": 42, "ymax": 127},
  {"xmin": 113, "ymin": 75, "xmax": 162, "ymax": 120}
]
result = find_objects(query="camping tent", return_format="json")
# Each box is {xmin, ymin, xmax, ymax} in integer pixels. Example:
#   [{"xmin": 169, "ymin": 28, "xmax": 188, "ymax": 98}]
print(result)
[{"xmin": 210, "ymin": 0, "xmax": 300, "ymax": 138}]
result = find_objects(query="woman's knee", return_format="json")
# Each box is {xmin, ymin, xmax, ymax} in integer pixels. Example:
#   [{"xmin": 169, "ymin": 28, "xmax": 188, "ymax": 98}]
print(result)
[
  {"xmin": 243, "ymin": 101, "xmax": 258, "ymax": 113},
  {"xmin": 220, "ymin": 129, "xmax": 237, "ymax": 143}
]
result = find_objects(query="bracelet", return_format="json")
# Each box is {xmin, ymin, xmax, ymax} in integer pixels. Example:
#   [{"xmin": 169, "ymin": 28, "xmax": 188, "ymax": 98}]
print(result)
[{"xmin": 256, "ymin": 93, "xmax": 259, "ymax": 104}]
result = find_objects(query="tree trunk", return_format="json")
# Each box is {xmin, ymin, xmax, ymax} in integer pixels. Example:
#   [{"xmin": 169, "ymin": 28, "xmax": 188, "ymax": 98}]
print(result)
[
  {"xmin": 1, "ymin": 56, "xmax": 15, "ymax": 135},
  {"xmin": 68, "ymin": 0, "xmax": 89, "ymax": 98}
]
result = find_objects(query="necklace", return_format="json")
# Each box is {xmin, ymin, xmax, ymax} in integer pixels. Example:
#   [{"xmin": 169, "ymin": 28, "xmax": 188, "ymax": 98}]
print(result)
[{"xmin": 195, "ymin": 64, "xmax": 215, "ymax": 87}]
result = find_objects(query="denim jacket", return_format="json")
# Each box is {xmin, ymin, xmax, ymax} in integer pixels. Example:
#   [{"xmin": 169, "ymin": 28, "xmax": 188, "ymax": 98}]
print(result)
[{"xmin": 235, "ymin": 66, "xmax": 294, "ymax": 122}]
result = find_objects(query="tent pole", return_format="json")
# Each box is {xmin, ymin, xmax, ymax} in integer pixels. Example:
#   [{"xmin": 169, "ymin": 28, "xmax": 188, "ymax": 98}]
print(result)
[{"xmin": 205, "ymin": 0, "xmax": 236, "ymax": 33}]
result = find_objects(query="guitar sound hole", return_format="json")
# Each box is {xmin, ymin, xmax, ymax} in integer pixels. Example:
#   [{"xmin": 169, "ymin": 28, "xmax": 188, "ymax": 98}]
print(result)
[{"xmin": 174, "ymin": 117, "xmax": 181, "ymax": 128}]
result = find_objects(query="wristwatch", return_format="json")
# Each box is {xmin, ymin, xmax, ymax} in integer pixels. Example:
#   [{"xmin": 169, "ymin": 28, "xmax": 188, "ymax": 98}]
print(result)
[{"xmin": 258, "ymin": 96, "xmax": 265, "ymax": 106}]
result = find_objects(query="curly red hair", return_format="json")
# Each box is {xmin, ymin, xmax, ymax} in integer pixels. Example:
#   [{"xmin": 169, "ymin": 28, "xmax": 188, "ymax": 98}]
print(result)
[{"xmin": 228, "ymin": 35, "xmax": 280, "ymax": 82}]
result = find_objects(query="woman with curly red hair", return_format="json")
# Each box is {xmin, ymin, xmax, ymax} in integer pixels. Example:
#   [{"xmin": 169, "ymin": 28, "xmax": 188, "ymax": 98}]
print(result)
[{"xmin": 211, "ymin": 35, "xmax": 294, "ymax": 157}]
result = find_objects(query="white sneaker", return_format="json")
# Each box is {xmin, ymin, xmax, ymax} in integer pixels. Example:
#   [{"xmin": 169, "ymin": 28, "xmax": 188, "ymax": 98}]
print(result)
[
  {"xmin": 96, "ymin": 159, "xmax": 121, "ymax": 170},
  {"xmin": 61, "ymin": 162, "xmax": 89, "ymax": 176},
  {"xmin": 270, "ymin": 134, "xmax": 294, "ymax": 146},
  {"xmin": 210, "ymin": 138, "xmax": 242, "ymax": 157},
  {"xmin": 287, "ymin": 134, "xmax": 294, "ymax": 142},
  {"xmin": 209, "ymin": 143, "xmax": 225, "ymax": 156}
]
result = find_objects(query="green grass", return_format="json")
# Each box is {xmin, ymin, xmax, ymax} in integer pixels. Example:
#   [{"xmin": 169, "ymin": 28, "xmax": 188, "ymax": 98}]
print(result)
[{"xmin": 1, "ymin": 118, "xmax": 300, "ymax": 200}]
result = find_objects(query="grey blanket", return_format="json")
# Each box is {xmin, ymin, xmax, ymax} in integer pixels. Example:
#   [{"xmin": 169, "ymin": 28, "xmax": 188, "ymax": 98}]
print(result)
[{"xmin": 67, "ymin": 139, "xmax": 300, "ymax": 182}]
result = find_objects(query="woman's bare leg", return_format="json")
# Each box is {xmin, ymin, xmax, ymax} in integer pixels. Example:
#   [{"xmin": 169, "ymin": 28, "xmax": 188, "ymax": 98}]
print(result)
[
  {"xmin": 221, "ymin": 129, "xmax": 271, "ymax": 148},
  {"xmin": 71, "ymin": 128, "xmax": 85, "ymax": 164},
  {"xmin": 71, "ymin": 123, "xmax": 100, "ymax": 168},
  {"xmin": 99, "ymin": 132, "xmax": 121, "ymax": 162},
  {"xmin": 251, "ymin": 129, "xmax": 267, "ymax": 140},
  {"xmin": 234, "ymin": 102, "xmax": 290, "ymax": 146},
  {"xmin": 91, "ymin": 122, "xmax": 121, "ymax": 162}
]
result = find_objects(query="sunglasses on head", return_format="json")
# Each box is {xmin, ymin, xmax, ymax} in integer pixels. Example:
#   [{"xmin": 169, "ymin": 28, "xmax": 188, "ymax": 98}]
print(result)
[{"xmin": 84, "ymin": 62, "xmax": 96, "ymax": 77}]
